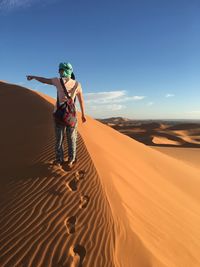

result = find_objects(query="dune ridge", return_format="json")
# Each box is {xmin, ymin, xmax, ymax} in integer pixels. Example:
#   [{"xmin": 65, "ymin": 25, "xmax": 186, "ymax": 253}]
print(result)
[{"xmin": 0, "ymin": 82, "xmax": 115, "ymax": 267}]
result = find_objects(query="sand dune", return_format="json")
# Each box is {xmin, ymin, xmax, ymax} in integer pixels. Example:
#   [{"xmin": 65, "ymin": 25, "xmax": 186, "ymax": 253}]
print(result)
[
  {"xmin": 152, "ymin": 136, "xmax": 181, "ymax": 146},
  {"xmin": 153, "ymin": 147, "xmax": 200, "ymax": 170},
  {"xmin": 0, "ymin": 81, "xmax": 200, "ymax": 267}
]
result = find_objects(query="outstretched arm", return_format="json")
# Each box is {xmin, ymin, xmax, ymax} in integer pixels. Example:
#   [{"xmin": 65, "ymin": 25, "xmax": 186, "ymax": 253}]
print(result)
[
  {"xmin": 26, "ymin": 75, "xmax": 53, "ymax": 85},
  {"xmin": 77, "ymin": 90, "xmax": 86, "ymax": 123}
]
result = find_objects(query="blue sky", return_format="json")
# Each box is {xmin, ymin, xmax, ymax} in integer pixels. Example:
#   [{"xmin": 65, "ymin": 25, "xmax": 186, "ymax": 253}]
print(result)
[{"xmin": 0, "ymin": 0, "xmax": 200, "ymax": 119}]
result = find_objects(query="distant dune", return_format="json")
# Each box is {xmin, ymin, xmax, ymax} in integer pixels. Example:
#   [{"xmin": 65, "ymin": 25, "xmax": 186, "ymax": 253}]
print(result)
[
  {"xmin": 99, "ymin": 117, "xmax": 200, "ymax": 148},
  {"xmin": 1, "ymin": 81, "xmax": 200, "ymax": 267}
]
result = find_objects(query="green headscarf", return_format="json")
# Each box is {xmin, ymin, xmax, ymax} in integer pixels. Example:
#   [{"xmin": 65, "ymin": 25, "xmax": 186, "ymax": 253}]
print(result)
[{"xmin": 59, "ymin": 62, "xmax": 73, "ymax": 78}]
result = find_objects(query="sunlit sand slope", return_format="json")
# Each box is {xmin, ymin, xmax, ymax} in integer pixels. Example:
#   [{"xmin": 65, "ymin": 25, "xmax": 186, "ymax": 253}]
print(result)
[{"xmin": 79, "ymin": 115, "xmax": 200, "ymax": 267}]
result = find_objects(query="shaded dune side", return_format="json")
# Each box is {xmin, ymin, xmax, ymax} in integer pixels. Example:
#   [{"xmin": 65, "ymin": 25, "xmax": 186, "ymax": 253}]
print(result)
[{"xmin": 0, "ymin": 82, "xmax": 115, "ymax": 267}]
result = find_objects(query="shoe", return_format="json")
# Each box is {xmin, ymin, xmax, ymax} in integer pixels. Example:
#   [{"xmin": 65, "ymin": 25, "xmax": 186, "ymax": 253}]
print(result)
[{"xmin": 67, "ymin": 158, "xmax": 77, "ymax": 169}]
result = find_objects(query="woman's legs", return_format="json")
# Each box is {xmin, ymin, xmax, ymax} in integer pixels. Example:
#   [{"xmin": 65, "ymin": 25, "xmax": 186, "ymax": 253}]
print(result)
[
  {"xmin": 66, "ymin": 123, "xmax": 78, "ymax": 163},
  {"xmin": 54, "ymin": 122, "xmax": 65, "ymax": 163}
]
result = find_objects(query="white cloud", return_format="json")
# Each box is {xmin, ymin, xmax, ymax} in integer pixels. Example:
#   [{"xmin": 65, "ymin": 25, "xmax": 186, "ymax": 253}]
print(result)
[
  {"xmin": 85, "ymin": 90, "xmax": 144, "ymax": 117},
  {"xmin": 165, "ymin": 93, "xmax": 175, "ymax": 98},
  {"xmin": 0, "ymin": 0, "xmax": 32, "ymax": 9},
  {"xmin": 85, "ymin": 91, "xmax": 125, "ymax": 103},
  {"xmin": 88, "ymin": 104, "xmax": 126, "ymax": 111},
  {"xmin": 132, "ymin": 96, "xmax": 145, "ymax": 100},
  {"xmin": 85, "ymin": 90, "xmax": 145, "ymax": 104},
  {"xmin": 105, "ymin": 104, "xmax": 126, "ymax": 111},
  {"xmin": 0, "ymin": 0, "xmax": 56, "ymax": 10}
]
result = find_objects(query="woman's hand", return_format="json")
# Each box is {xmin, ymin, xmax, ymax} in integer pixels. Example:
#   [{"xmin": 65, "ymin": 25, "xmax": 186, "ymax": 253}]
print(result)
[
  {"xmin": 82, "ymin": 115, "xmax": 87, "ymax": 123},
  {"xmin": 26, "ymin": 75, "xmax": 34, "ymax": 81}
]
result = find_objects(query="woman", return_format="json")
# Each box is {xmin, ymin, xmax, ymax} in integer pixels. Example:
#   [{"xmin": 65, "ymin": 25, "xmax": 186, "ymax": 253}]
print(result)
[{"xmin": 27, "ymin": 62, "xmax": 86, "ymax": 169}]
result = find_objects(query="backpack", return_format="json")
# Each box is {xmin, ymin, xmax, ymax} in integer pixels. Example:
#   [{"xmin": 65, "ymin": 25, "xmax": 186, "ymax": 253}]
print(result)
[{"xmin": 53, "ymin": 78, "xmax": 79, "ymax": 127}]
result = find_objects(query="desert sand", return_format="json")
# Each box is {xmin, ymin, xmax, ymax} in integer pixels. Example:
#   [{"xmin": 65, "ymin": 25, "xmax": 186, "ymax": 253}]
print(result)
[
  {"xmin": 0, "ymin": 81, "xmax": 200, "ymax": 267},
  {"xmin": 153, "ymin": 147, "xmax": 200, "ymax": 170}
]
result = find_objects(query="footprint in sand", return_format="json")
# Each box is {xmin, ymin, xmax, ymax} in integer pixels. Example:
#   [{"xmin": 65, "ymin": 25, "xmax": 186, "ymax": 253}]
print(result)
[
  {"xmin": 65, "ymin": 216, "xmax": 77, "ymax": 234},
  {"xmin": 75, "ymin": 170, "xmax": 86, "ymax": 180},
  {"xmin": 70, "ymin": 244, "xmax": 86, "ymax": 267},
  {"xmin": 67, "ymin": 170, "xmax": 86, "ymax": 191},
  {"xmin": 79, "ymin": 195, "xmax": 90, "ymax": 209},
  {"xmin": 67, "ymin": 178, "xmax": 78, "ymax": 191}
]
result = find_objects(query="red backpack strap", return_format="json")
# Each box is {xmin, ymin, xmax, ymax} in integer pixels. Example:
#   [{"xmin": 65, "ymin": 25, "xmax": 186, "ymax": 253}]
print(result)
[
  {"xmin": 60, "ymin": 78, "xmax": 70, "ymax": 98},
  {"xmin": 60, "ymin": 78, "xmax": 78, "ymax": 102}
]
